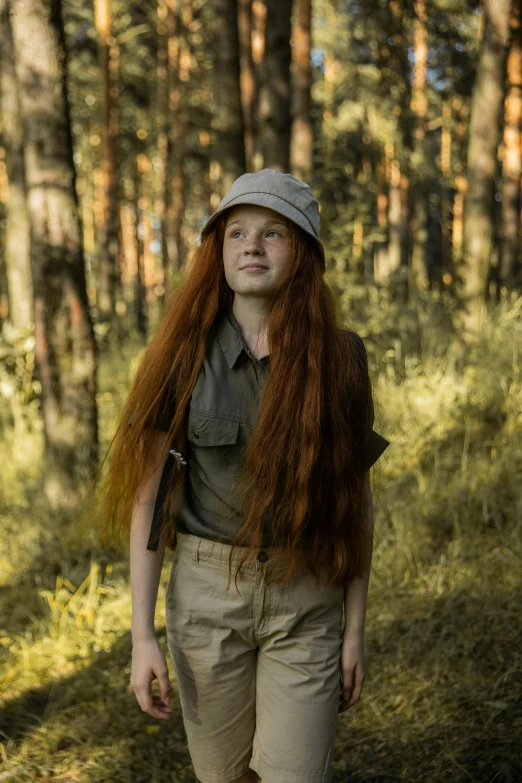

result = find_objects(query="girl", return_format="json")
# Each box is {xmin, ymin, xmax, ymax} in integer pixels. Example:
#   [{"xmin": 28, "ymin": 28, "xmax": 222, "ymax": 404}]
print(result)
[{"xmin": 100, "ymin": 169, "xmax": 389, "ymax": 783}]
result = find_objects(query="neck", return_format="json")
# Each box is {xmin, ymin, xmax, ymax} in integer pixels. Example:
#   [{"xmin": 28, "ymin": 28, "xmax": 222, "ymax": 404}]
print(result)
[{"xmin": 232, "ymin": 295, "xmax": 270, "ymax": 342}]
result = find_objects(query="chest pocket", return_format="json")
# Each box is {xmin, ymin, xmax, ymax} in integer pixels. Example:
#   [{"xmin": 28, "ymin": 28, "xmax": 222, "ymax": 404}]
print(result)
[
  {"xmin": 187, "ymin": 409, "xmax": 240, "ymax": 447},
  {"xmin": 187, "ymin": 409, "xmax": 242, "ymax": 485}
]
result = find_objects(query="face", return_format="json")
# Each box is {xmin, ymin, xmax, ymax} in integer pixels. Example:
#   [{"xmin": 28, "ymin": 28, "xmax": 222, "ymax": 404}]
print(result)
[{"xmin": 222, "ymin": 204, "xmax": 292, "ymax": 301}]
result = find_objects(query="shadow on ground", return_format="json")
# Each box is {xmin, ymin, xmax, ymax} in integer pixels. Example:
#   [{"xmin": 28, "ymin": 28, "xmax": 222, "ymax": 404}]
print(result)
[{"xmin": 0, "ymin": 625, "xmax": 194, "ymax": 782}]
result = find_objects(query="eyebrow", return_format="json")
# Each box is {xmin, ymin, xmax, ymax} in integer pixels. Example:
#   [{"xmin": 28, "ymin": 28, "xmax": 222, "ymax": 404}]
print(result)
[{"xmin": 226, "ymin": 219, "xmax": 288, "ymax": 229}]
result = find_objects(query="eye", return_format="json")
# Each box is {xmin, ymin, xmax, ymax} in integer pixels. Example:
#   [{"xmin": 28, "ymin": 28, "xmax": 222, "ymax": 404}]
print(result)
[{"xmin": 229, "ymin": 229, "xmax": 281, "ymax": 238}]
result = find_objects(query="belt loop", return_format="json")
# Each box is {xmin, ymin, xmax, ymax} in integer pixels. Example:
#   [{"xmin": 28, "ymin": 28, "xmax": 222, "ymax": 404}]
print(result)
[{"xmin": 196, "ymin": 539, "xmax": 201, "ymax": 564}]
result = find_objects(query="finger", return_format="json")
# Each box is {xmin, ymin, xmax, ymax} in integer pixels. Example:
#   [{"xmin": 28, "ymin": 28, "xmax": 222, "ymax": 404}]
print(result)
[
  {"xmin": 135, "ymin": 682, "xmax": 154, "ymax": 715},
  {"xmin": 157, "ymin": 670, "xmax": 172, "ymax": 707},
  {"xmin": 347, "ymin": 664, "xmax": 365, "ymax": 708},
  {"xmin": 135, "ymin": 682, "xmax": 170, "ymax": 719},
  {"xmin": 146, "ymin": 704, "xmax": 171, "ymax": 720},
  {"xmin": 341, "ymin": 666, "xmax": 354, "ymax": 702},
  {"xmin": 142, "ymin": 694, "xmax": 171, "ymax": 719},
  {"xmin": 151, "ymin": 694, "xmax": 173, "ymax": 714},
  {"xmin": 149, "ymin": 696, "xmax": 172, "ymax": 719}
]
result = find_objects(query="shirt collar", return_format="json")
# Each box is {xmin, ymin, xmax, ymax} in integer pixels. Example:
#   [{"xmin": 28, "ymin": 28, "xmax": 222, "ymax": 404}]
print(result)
[{"xmin": 216, "ymin": 305, "xmax": 270, "ymax": 370}]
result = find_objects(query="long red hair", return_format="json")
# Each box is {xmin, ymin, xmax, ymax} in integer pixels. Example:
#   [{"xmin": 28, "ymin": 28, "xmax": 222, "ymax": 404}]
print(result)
[{"xmin": 97, "ymin": 211, "xmax": 374, "ymax": 589}]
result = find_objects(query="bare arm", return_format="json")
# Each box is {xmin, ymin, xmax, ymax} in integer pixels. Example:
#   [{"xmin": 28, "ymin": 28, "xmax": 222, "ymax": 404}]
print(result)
[
  {"xmin": 342, "ymin": 472, "xmax": 374, "ymax": 638},
  {"xmin": 130, "ymin": 430, "xmax": 169, "ymax": 641},
  {"xmin": 129, "ymin": 430, "xmax": 173, "ymax": 720},
  {"xmin": 339, "ymin": 471, "xmax": 373, "ymax": 713}
]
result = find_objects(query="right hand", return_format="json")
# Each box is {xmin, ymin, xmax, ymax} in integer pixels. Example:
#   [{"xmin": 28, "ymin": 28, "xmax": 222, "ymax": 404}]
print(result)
[{"xmin": 131, "ymin": 637, "xmax": 173, "ymax": 720}]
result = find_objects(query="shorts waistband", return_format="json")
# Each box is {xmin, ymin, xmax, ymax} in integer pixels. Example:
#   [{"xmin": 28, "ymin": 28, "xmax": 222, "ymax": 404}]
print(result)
[{"xmin": 175, "ymin": 530, "xmax": 288, "ymax": 568}]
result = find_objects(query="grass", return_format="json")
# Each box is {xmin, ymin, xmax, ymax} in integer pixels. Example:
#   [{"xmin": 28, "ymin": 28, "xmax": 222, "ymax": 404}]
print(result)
[{"xmin": 0, "ymin": 288, "xmax": 521, "ymax": 782}]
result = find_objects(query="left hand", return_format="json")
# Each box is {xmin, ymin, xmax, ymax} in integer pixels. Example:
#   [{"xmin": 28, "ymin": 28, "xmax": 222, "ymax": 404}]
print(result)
[{"xmin": 338, "ymin": 633, "xmax": 366, "ymax": 713}]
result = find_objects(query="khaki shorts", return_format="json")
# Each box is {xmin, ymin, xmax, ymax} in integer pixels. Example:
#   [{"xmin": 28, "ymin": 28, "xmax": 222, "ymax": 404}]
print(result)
[{"xmin": 166, "ymin": 531, "xmax": 345, "ymax": 783}]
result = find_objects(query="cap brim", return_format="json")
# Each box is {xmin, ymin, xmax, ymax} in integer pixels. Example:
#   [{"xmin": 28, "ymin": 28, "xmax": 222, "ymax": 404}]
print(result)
[{"xmin": 200, "ymin": 192, "xmax": 325, "ymax": 268}]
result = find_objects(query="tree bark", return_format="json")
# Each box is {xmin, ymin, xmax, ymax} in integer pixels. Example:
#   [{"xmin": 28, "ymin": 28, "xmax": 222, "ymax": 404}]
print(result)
[
  {"xmin": 322, "ymin": 46, "xmax": 336, "ymax": 174},
  {"xmin": 460, "ymin": 0, "xmax": 510, "ymax": 337},
  {"xmin": 388, "ymin": 0, "xmax": 412, "ymax": 150},
  {"xmin": 238, "ymin": 0, "xmax": 256, "ymax": 170},
  {"xmin": 0, "ymin": 0, "xmax": 32, "ymax": 328},
  {"xmin": 250, "ymin": 0, "xmax": 266, "ymax": 170},
  {"xmin": 258, "ymin": 0, "xmax": 293, "ymax": 171},
  {"xmin": 373, "ymin": 157, "xmax": 388, "ymax": 281},
  {"xmin": 93, "ymin": 0, "xmax": 120, "ymax": 324},
  {"xmin": 386, "ymin": 0, "xmax": 411, "ymax": 303},
  {"xmin": 388, "ymin": 158, "xmax": 404, "ymax": 280},
  {"xmin": 156, "ymin": 0, "xmax": 169, "ymax": 298},
  {"xmin": 10, "ymin": 0, "xmax": 98, "ymax": 501},
  {"xmin": 500, "ymin": 0, "xmax": 522, "ymax": 290},
  {"xmin": 213, "ymin": 0, "xmax": 246, "ymax": 193},
  {"xmin": 439, "ymin": 100, "xmax": 453, "ymax": 286},
  {"xmin": 375, "ymin": 150, "xmax": 409, "ymax": 302},
  {"xmin": 409, "ymin": 0, "xmax": 430, "ymax": 294},
  {"xmin": 290, "ymin": 0, "xmax": 313, "ymax": 182},
  {"xmin": 165, "ymin": 0, "xmax": 189, "ymax": 275},
  {"xmin": 135, "ymin": 156, "xmax": 148, "ymax": 339},
  {"xmin": 451, "ymin": 96, "xmax": 468, "ymax": 264}
]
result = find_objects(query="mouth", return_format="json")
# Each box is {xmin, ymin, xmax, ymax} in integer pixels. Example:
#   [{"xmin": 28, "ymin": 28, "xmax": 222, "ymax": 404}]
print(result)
[{"xmin": 241, "ymin": 264, "xmax": 267, "ymax": 270}]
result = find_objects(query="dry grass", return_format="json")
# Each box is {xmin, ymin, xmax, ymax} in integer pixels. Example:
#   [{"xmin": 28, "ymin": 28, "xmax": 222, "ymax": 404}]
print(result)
[{"xmin": 1, "ymin": 290, "xmax": 521, "ymax": 782}]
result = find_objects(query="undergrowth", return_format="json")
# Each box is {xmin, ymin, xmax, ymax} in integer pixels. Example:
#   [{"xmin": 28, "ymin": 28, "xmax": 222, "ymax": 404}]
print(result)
[{"xmin": 0, "ymin": 287, "xmax": 521, "ymax": 782}]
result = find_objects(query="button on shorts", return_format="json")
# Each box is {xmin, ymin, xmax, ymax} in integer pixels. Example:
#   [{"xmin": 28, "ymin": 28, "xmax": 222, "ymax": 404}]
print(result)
[{"xmin": 165, "ymin": 531, "xmax": 345, "ymax": 783}]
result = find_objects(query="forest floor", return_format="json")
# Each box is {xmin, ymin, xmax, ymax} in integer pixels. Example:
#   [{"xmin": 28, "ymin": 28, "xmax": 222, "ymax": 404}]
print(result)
[{"xmin": 1, "ymin": 288, "xmax": 521, "ymax": 782}]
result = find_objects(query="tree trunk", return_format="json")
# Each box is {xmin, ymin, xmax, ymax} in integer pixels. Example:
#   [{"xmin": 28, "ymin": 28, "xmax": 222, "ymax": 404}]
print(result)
[
  {"xmin": 165, "ymin": 0, "xmax": 180, "ymax": 279},
  {"xmin": 156, "ymin": 0, "xmax": 169, "ymax": 300},
  {"xmin": 409, "ymin": 0, "xmax": 430, "ymax": 294},
  {"xmin": 460, "ymin": 0, "xmax": 510, "ymax": 338},
  {"xmin": 165, "ymin": 0, "xmax": 189, "ymax": 275},
  {"xmin": 322, "ymin": 47, "xmax": 336, "ymax": 173},
  {"xmin": 0, "ymin": 0, "xmax": 32, "ymax": 328},
  {"xmin": 290, "ymin": 0, "xmax": 313, "ymax": 182},
  {"xmin": 388, "ymin": 157, "xmax": 404, "ymax": 280},
  {"xmin": 373, "ymin": 157, "xmax": 388, "ymax": 280},
  {"xmin": 258, "ymin": 0, "xmax": 293, "ymax": 172},
  {"xmin": 388, "ymin": 0, "xmax": 412, "ymax": 150},
  {"xmin": 452, "ymin": 174, "xmax": 467, "ymax": 260},
  {"xmin": 500, "ymin": 1, "xmax": 522, "ymax": 290},
  {"xmin": 451, "ymin": 96, "xmax": 468, "ymax": 264},
  {"xmin": 374, "ymin": 148, "xmax": 409, "ymax": 302},
  {"xmin": 238, "ymin": 0, "xmax": 255, "ymax": 170},
  {"xmin": 385, "ymin": 0, "xmax": 411, "ymax": 303},
  {"xmin": 141, "ymin": 169, "xmax": 154, "ymax": 312},
  {"xmin": 439, "ymin": 100, "xmax": 453, "ymax": 288},
  {"xmin": 213, "ymin": 0, "xmax": 246, "ymax": 193},
  {"xmin": 135, "ymin": 157, "xmax": 148, "ymax": 339},
  {"xmin": 94, "ymin": 0, "xmax": 120, "ymax": 324},
  {"xmin": 398, "ymin": 170, "xmax": 410, "ymax": 303},
  {"xmin": 250, "ymin": 0, "xmax": 266, "ymax": 170},
  {"xmin": 10, "ymin": 0, "xmax": 98, "ymax": 501},
  {"xmin": 119, "ymin": 200, "xmax": 136, "ymax": 309}
]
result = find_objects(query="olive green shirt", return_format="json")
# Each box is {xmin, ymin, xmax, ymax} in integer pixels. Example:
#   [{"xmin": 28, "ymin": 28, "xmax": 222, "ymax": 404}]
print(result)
[{"xmin": 146, "ymin": 305, "xmax": 390, "ymax": 550}]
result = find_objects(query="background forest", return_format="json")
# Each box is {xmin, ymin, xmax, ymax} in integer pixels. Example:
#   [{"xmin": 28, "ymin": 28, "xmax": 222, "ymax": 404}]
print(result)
[{"xmin": 0, "ymin": 0, "xmax": 521, "ymax": 781}]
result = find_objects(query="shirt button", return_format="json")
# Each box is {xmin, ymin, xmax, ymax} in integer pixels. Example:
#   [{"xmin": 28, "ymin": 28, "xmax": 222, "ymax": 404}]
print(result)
[
  {"xmin": 193, "ymin": 430, "xmax": 200, "ymax": 439},
  {"xmin": 257, "ymin": 551, "xmax": 269, "ymax": 563}
]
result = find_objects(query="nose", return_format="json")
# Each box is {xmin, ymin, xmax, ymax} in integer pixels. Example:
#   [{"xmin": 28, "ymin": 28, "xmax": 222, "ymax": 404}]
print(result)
[{"xmin": 244, "ymin": 233, "xmax": 265, "ymax": 255}]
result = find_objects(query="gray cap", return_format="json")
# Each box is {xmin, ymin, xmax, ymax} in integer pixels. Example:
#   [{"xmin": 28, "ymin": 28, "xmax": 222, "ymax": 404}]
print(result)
[{"xmin": 200, "ymin": 168, "xmax": 325, "ymax": 270}]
